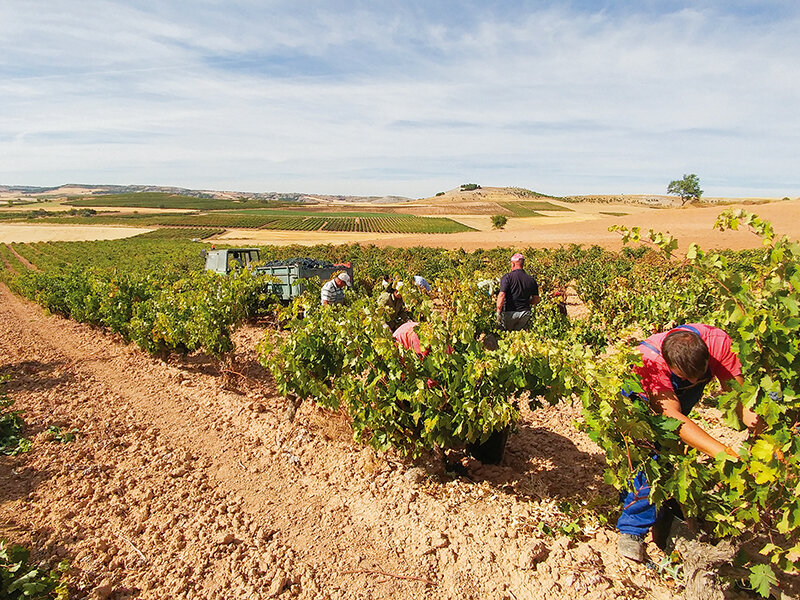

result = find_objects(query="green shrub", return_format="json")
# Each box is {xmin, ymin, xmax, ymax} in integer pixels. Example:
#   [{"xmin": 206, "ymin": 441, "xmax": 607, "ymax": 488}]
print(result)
[
  {"xmin": 259, "ymin": 282, "xmax": 563, "ymax": 458},
  {"xmin": 0, "ymin": 541, "xmax": 68, "ymax": 600},
  {"xmin": 0, "ymin": 376, "xmax": 30, "ymax": 456},
  {"xmin": 491, "ymin": 215, "xmax": 508, "ymax": 229}
]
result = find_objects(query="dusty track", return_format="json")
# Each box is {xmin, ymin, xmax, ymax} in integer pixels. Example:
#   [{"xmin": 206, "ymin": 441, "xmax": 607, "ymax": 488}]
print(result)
[
  {"xmin": 4, "ymin": 243, "xmax": 38, "ymax": 270},
  {"xmin": 1, "ymin": 285, "xmax": 684, "ymax": 599}
]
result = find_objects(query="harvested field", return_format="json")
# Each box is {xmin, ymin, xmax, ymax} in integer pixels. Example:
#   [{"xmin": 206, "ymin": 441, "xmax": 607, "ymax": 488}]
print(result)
[
  {"xmin": 0, "ymin": 224, "xmax": 153, "ymax": 243},
  {"xmin": 210, "ymin": 199, "xmax": 800, "ymax": 251},
  {"xmin": 2, "ymin": 199, "xmax": 798, "ymax": 250}
]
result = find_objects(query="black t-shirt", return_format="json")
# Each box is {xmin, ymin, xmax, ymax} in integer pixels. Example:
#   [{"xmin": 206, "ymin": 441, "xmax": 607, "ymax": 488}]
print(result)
[{"xmin": 499, "ymin": 269, "xmax": 539, "ymax": 312}]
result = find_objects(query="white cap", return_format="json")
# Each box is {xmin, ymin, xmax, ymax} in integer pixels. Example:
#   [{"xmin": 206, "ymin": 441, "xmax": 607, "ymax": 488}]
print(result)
[{"xmin": 337, "ymin": 272, "xmax": 351, "ymax": 286}]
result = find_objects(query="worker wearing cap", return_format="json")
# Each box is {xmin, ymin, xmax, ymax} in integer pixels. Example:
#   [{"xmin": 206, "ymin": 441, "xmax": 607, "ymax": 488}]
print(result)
[
  {"xmin": 321, "ymin": 272, "xmax": 351, "ymax": 305},
  {"xmin": 496, "ymin": 253, "xmax": 540, "ymax": 331}
]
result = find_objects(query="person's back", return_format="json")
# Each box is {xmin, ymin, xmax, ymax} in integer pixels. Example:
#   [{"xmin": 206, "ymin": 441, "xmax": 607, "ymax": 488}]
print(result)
[
  {"xmin": 413, "ymin": 275, "xmax": 431, "ymax": 293},
  {"xmin": 499, "ymin": 269, "xmax": 538, "ymax": 312},
  {"xmin": 379, "ymin": 288, "xmax": 407, "ymax": 328},
  {"xmin": 393, "ymin": 321, "xmax": 425, "ymax": 356},
  {"xmin": 496, "ymin": 253, "xmax": 539, "ymax": 331}
]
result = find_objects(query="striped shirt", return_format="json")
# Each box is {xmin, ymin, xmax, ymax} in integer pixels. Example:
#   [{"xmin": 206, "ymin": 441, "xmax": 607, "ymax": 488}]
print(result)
[{"xmin": 320, "ymin": 278, "xmax": 345, "ymax": 305}]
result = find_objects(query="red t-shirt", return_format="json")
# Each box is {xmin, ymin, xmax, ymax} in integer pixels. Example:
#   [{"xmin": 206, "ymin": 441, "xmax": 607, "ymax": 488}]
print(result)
[
  {"xmin": 393, "ymin": 321, "xmax": 427, "ymax": 356},
  {"xmin": 636, "ymin": 324, "xmax": 742, "ymax": 397}
]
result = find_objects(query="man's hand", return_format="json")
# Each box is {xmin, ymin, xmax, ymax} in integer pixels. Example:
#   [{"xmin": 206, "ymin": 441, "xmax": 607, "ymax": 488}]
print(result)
[{"xmin": 496, "ymin": 311, "xmax": 503, "ymax": 326}]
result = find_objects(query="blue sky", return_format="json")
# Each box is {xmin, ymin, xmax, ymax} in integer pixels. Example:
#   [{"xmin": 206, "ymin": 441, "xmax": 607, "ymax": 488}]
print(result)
[{"xmin": 1, "ymin": 1, "xmax": 797, "ymax": 198}]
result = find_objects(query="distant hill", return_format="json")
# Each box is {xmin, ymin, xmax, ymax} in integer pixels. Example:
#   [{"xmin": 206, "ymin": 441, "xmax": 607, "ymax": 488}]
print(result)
[
  {"xmin": 563, "ymin": 194, "xmax": 673, "ymax": 205},
  {"xmin": 0, "ymin": 184, "xmax": 413, "ymax": 205},
  {"xmin": 395, "ymin": 186, "xmax": 572, "ymax": 215},
  {"xmin": 418, "ymin": 186, "xmax": 556, "ymax": 202},
  {"xmin": 3, "ymin": 183, "xmax": 784, "ymax": 211},
  {"xmin": 0, "ymin": 183, "xmax": 673, "ymax": 215},
  {"xmin": 0, "ymin": 185, "xmax": 65, "ymax": 194}
]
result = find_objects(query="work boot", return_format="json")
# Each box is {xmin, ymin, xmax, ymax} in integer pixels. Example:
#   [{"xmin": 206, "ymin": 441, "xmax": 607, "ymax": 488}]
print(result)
[{"xmin": 618, "ymin": 533, "xmax": 646, "ymax": 562}]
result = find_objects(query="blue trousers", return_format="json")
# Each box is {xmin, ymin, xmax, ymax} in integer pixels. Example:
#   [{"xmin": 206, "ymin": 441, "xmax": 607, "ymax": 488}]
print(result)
[
  {"xmin": 616, "ymin": 471, "xmax": 657, "ymax": 537},
  {"xmin": 616, "ymin": 375, "xmax": 706, "ymax": 538}
]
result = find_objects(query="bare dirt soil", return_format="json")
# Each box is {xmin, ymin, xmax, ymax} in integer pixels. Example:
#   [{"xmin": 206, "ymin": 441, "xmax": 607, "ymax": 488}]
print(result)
[
  {"xmin": 366, "ymin": 199, "xmax": 800, "ymax": 252},
  {"xmin": 0, "ymin": 224, "xmax": 153, "ymax": 243},
  {"xmin": 1, "ymin": 284, "xmax": 695, "ymax": 600}
]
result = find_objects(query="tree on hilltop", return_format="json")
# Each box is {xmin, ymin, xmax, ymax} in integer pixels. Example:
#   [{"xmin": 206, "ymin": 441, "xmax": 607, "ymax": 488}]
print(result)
[{"xmin": 667, "ymin": 174, "xmax": 703, "ymax": 205}]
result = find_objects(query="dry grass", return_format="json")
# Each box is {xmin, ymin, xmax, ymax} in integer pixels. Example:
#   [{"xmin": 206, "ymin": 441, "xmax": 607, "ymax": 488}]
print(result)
[{"xmin": 0, "ymin": 224, "xmax": 153, "ymax": 242}]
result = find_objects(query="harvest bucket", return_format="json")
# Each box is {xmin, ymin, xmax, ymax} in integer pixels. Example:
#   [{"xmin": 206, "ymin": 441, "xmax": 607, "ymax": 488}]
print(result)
[{"xmin": 467, "ymin": 426, "xmax": 510, "ymax": 464}]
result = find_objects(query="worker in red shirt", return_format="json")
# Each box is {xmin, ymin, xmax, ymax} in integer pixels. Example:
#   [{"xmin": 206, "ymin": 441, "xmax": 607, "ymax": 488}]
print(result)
[
  {"xmin": 393, "ymin": 321, "xmax": 431, "ymax": 356},
  {"xmin": 617, "ymin": 323, "xmax": 760, "ymax": 562}
]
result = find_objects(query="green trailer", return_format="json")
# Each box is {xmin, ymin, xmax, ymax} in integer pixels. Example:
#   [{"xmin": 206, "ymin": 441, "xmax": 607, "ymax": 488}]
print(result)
[{"xmin": 203, "ymin": 248, "xmax": 353, "ymax": 301}]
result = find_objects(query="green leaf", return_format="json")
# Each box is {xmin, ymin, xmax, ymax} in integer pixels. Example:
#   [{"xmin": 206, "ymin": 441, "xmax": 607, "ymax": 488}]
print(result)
[
  {"xmin": 750, "ymin": 439, "xmax": 777, "ymax": 462},
  {"xmin": 748, "ymin": 461, "xmax": 778, "ymax": 485},
  {"xmin": 749, "ymin": 564, "xmax": 777, "ymax": 598}
]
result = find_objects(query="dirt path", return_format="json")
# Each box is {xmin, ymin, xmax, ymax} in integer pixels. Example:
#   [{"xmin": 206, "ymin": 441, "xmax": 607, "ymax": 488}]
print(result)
[
  {"xmin": 4, "ymin": 243, "xmax": 38, "ymax": 270},
  {"xmin": 0, "ymin": 286, "xmax": 677, "ymax": 599}
]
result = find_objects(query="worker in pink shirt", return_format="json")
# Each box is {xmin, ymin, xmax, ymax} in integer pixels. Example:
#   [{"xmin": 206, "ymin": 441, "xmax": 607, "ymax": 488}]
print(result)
[
  {"xmin": 617, "ymin": 323, "xmax": 760, "ymax": 562},
  {"xmin": 393, "ymin": 321, "xmax": 428, "ymax": 356}
]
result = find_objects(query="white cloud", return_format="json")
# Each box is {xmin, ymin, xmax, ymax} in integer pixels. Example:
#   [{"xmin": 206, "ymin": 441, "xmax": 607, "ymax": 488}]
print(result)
[{"xmin": 0, "ymin": 1, "xmax": 798, "ymax": 196}]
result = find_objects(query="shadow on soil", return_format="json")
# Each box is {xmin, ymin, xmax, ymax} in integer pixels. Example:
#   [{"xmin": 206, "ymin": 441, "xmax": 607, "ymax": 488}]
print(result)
[
  {"xmin": 0, "ymin": 457, "xmax": 56, "ymax": 507},
  {"xmin": 166, "ymin": 345, "xmax": 271, "ymax": 396},
  {"xmin": 458, "ymin": 424, "xmax": 614, "ymax": 502},
  {"xmin": 1, "ymin": 360, "xmax": 76, "ymax": 395}
]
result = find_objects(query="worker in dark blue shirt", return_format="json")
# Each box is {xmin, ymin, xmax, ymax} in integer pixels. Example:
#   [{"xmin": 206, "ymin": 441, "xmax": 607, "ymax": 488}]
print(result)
[{"xmin": 496, "ymin": 252, "xmax": 540, "ymax": 331}]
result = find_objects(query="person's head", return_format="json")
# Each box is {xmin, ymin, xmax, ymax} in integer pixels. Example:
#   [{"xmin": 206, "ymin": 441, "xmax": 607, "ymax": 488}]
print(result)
[
  {"xmin": 335, "ymin": 272, "xmax": 351, "ymax": 288},
  {"xmin": 662, "ymin": 330, "xmax": 709, "ymax": 382},
  {"xmin": 511, "ymin": 252, "xmax": 525, "ymax": 269},
  {"xmin": 381, "ymin": 274, "xmax": 391, "ymax": 289}
]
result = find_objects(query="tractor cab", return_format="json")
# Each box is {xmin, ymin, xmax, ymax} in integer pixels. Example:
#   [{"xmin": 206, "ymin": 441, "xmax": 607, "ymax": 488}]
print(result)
[{"xmin": 203, "ymin": 248, "xmax": 261, "ymax": 274}]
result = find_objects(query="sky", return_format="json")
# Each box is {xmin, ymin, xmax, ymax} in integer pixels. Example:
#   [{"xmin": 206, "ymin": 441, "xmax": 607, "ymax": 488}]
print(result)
[{"xmin": 1, "ymin": 1, "xmax": 798, "ymax": 198}]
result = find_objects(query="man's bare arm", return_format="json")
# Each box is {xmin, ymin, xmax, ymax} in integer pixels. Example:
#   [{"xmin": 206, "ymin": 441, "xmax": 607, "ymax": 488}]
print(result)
[
  {"xmin": 649, "ymin": 392, "xmax": 737, "ymax": 458},
  {"xmin": 496, "ymin": 291, "xmax": 506, "ymax": 313}
]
